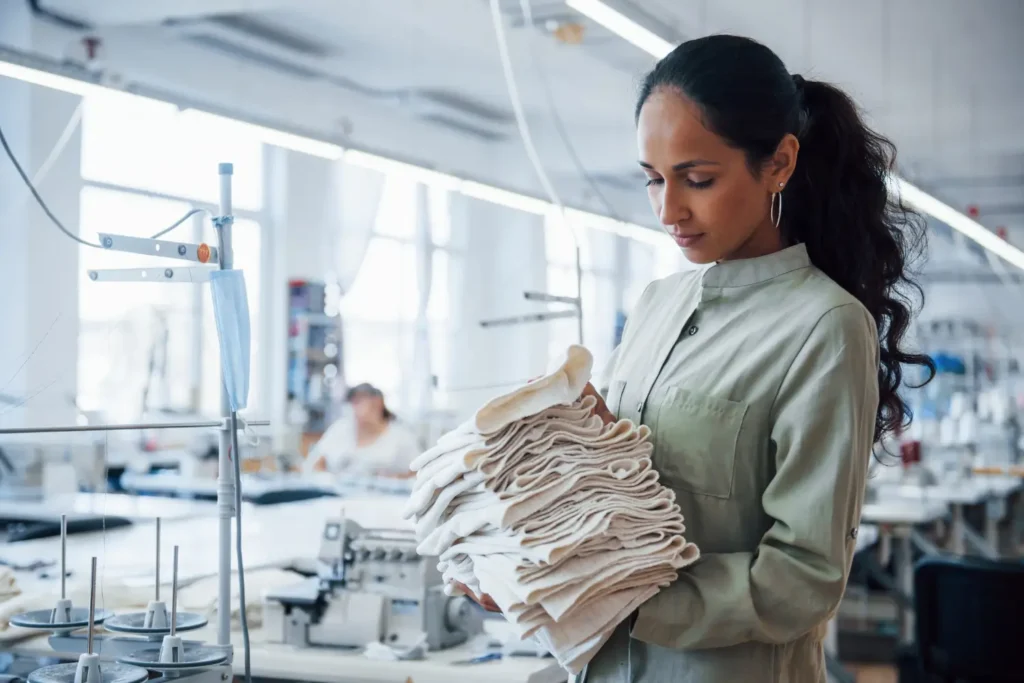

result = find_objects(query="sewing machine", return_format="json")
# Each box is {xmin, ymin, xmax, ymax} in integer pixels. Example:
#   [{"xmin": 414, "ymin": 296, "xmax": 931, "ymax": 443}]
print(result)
[{"xmin": 264, "ymin": 518, "xmax": 482, "ymax": 651}]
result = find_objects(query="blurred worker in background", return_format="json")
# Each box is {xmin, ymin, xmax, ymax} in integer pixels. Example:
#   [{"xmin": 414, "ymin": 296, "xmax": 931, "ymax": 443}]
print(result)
[{"xmin": 302, "ymin": 383, "xmax": 419, "ymax": 479}]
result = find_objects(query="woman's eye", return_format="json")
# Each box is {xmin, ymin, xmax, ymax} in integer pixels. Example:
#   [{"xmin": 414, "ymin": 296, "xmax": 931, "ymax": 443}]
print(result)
[
  {"xmin": 685, "ymin": 178, "xmax": 715, "ymax": 189},
  {"xmin": 644, "ymin": 177, "xmax": 663, "ymax": 187}
]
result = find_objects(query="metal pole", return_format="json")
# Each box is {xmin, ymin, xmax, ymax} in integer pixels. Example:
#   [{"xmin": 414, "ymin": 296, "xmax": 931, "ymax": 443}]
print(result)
[
  {"xmin": 171, "ymin": 546, "xmax": 179, "ymax": 638},
  {"xmin": 0, "ymin": 420, "xmax": 268, "ymax": 436},
  {"xmin": 155, "ymin": 518, "xmax": 161, "ymax": 602},
  {"xmin": 215, "ymin": 162, "xmax": 235, "ymax": 649},
  {"xmin": 574, "ymin": 245, "xmax": 584, "ymax": 345},
  {"xmin": 87, "ymin": 557, "xmax": 97, "ymax": 656},
  {"xmin": 60, "ymin": 514, "xmax": 67, "ymax": 600}
]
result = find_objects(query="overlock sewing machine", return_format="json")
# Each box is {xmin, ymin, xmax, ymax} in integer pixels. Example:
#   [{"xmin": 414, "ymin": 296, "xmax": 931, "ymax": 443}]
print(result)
[{"xmin": 264, "ymin": 517, "xmax": 483, "ymax": 650}]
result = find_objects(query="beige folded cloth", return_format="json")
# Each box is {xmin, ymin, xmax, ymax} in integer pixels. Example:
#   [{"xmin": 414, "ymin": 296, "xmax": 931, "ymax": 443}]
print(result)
[{"xmin": 406, "ymin": 346, "xmax": 699, "ymax": 675}]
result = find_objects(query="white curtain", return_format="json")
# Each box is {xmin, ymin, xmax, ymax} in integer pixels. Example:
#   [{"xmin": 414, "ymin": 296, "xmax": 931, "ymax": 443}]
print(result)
[
  {"xmin": 327, "ymin": 161, "xmax": 387, "ymax": 293},
  {"xmin": 409, "ymin": 183, "xmax": 433, "ymax": 420}
]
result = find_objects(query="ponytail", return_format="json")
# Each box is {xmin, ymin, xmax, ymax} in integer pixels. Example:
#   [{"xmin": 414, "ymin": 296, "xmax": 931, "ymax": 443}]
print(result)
[
  {"xmin": 783, "ymin": 77, "xmax": 935, "ymax": 441},
  {"xmin": 636, "ymin": 35, "xmax": 935, "ymax": 443}
]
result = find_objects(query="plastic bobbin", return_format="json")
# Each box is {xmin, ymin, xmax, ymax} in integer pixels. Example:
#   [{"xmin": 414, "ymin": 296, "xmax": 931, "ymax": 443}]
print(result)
[
  {"xmin": 141, "ymin": 601, "xmax": 169, "ymax": 630},
  {"xmin": 73, "ymin": 653, "xmax": 100, "ymax": 683},
  {"xmin": 50, "ymin": 599, "xmax": 73, "ymax": 624},
  {"xmin": 159, "ymin": 635, "xmax": 183, "ymax": 664}
]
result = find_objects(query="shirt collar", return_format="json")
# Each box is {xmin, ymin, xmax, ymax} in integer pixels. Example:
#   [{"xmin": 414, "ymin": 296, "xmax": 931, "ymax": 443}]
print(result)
[{"xmin": 701, "ymin": 243, "xmax": 811, "ymax": 289}]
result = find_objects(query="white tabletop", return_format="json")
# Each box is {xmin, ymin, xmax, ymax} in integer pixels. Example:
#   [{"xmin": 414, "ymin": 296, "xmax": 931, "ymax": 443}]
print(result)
[
  {"xmin": 0, "ymin": 493, "xmax": 215, "ymax": 523},
  {"xmin": 860, "ymin": 498, "xmax": 949, "ymax": 526},
  {"xmin": 0, "ymin": 495, "xmax": 412, "ymax": 594}
]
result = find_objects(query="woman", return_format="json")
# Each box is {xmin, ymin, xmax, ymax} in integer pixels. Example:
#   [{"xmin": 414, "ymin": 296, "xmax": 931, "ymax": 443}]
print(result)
[
  {"xmin": 303, "ymin": 383, "xmax": 419, "ymax": 479},
  {"xmin": 462, "ymin": 35, "xmax": 934, "ymax": 682}
]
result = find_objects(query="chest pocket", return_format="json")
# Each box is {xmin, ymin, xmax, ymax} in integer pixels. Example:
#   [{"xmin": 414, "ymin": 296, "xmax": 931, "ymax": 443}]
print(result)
[{"xmin": 654, "ymin": 387, "xmax": 748, "ymax": 499}]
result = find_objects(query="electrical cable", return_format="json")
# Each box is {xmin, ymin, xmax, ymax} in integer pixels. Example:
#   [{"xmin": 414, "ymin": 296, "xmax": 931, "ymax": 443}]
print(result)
[
  {"xmin": 517, "ymin": 0, "xmax": 621, "ymax": 221},
  {"xmin": 0, "ymin": 119, "xmax": 211, "ymax": 247},
  {"xmin": 230, "ymin": 412, "xmax": 252, "ymax": 683},
  {"xmin": 0, "ymin": 118, "xmax": 97, "ymax": 248},
  {"xmin": 488, "ymin": 0, "xmax": 585, "ymax": 344}
]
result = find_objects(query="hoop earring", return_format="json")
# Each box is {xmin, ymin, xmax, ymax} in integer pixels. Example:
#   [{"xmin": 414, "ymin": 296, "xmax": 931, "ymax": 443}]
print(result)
[{"xmin": 771, "ymin": 183, "xmax": 784, "ymax": 228}]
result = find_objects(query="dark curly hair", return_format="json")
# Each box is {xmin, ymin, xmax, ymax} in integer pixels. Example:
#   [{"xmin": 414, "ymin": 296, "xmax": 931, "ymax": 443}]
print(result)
[{"xmin": 636, "ymin": 35, "xmax": 935, "ymax": 443}]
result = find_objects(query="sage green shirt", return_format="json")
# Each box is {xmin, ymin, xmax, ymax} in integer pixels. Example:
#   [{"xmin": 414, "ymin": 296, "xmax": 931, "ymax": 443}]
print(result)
[{"xmin": 584, "ymin": 244, "xmax": 879, "ymax": 683}]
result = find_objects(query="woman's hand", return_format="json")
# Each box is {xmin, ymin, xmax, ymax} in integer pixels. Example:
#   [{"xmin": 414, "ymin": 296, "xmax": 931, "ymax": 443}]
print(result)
[
  {"xmin": 581, "ymin": 382, "xmax": 617, "ymax": 425},
  {"xmin": 451, "ymin": 581, "xmax": 501, "ymax": 613}
]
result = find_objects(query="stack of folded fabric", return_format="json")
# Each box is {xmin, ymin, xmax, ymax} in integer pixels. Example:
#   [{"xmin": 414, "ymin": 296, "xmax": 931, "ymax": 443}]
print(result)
[{"xmin": 403, "ymin": 346, "xmax": 699, "ymax": 673}]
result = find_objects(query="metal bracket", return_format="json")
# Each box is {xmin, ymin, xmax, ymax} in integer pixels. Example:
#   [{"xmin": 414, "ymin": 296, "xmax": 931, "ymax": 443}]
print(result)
[
  {"xmin": 88, "ymin": 267, "xmax": 215, "ymax": 283},
  {"xmin": 480, "ymin": 309, "xmax": 578, "ymax": 328},
  {"xmin": 479, "ymin": 290, "xmax": 581, "ymax": 328},
  {"xmin": 523, "ymin": 291, "xmax": 581, "ymax": 306},
  {"xmin": 98, "ymin": 233, "xmax": 218, "ymax": 265}
]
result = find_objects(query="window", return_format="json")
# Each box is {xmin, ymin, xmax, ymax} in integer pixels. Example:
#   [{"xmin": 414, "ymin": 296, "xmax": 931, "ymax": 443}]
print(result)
[
  {"xmin": 340, "ymin": 175, "xmax": 421, "ymax": 411},
  {"xmin": 77, "ymin": 95, "xmax": 264, "ymax": 420},
  {"xmin": 77, "ymin": 187, "xmax": 196, "ymax": 419},
  {"xmin": 81, "ymin": 97, "xmax": 263, "ymax": 211}
]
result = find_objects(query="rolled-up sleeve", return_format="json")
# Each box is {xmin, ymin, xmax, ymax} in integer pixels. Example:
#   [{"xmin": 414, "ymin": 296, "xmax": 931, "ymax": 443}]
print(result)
[{"xmin": 632, "ymin": 303, "xmax": 880, "ymax": 650}]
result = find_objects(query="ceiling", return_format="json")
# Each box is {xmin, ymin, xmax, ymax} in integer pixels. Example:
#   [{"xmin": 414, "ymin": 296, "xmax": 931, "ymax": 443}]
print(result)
[{"xmin": 14, "ymin": 0, "xmax": 1024, "ymax": 329}]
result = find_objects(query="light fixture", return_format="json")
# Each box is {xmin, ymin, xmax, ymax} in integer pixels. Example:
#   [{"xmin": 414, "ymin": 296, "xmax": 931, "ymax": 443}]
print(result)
[
  {"xmin": 343, "ymin": 149, "xmax": 461, "ymax": 190},
  {"xmin": 892, "ymin": 178, "xmax": 1024, "ymax": 271},
  {"xmin": 567, "ymin": 208, "xmax": 671, "ymax": 246},
  {"xmin": 181, "ymin": 109, "xmax": 344, "ymax": 160},
  {"xmin": 0, "ymin": 59, "xmax": 159, "ymax": 106},
  {"xmin": 565, "ymin": 0, "xmax": 673, "ymax": 59},
  {"xmin": 0, "ymin": 54, "xmax": 667, "ymax": 245},
  {"xmin": 565, "ymin": 0, "xmax": 1024, "ymax": 272},
  {"xmin": 461, "ymin": 181, "xmax": 552, "ymax": 215}
]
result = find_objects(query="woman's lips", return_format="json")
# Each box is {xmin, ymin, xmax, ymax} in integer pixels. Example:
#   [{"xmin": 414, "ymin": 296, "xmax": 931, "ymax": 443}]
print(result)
[{"xmin": 673, "ymin": 233, "xmax": 705, "ymax": 248}]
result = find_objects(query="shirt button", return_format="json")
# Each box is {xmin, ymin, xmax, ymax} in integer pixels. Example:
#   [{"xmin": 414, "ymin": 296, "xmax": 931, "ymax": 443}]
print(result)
[{"xmin": 687, "ymin": 325, "xmax": 699, "ymax": 336}]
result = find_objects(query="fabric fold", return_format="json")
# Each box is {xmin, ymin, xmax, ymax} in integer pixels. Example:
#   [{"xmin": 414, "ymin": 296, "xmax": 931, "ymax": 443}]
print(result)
[{"xmin": 407, "ymin": 346, "xmax": 700, "ymax": 675}]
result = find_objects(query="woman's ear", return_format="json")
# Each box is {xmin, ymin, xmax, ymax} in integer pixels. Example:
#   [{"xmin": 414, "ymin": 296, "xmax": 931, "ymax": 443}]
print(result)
[{"xmin": 766, "ymin": 134, "xmax": 799, "ymax": 190}]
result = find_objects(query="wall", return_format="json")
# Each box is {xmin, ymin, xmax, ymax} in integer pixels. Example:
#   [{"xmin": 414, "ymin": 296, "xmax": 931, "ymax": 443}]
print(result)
[{"xmin": 0, "ymin": 5, "xmax": 82, "ymax": 428}]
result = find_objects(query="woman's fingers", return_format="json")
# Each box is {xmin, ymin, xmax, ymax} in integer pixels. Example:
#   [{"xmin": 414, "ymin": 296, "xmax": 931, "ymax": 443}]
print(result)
[
  {"xmin": 581, "ymin": 382, "xmax": 617, "ymax": 425},
  {"xmin": 451, "ymin": 581, "xmax": 501, "ymax": 613}
]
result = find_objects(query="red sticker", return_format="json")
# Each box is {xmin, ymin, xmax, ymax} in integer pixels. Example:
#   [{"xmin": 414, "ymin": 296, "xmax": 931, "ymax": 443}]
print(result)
[{"xmin": 197, "ymin": 243, "xmax": 211, "ymax": 263}]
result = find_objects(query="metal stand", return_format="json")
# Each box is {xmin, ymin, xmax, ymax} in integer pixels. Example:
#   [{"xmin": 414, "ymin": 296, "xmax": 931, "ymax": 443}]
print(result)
[{"xmin": 12, "ymin": 164, "xmax": 245, "ymax": 683}]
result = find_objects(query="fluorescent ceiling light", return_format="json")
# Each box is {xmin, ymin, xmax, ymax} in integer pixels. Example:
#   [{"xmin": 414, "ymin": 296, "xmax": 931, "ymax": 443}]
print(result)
[
  {"xmin": 461, "ymin": 181, "xmax": 553, "ymax": 215},
  {"xmin": 344, "ymin": 149, "xmax": 461, "ymax": 189},
  {"xmin": 893, "ymin": 178, "xmax": 1024, "ymax": 271},
  {"xmin": 567, "ymin": 208, "xmax": 671, "ymax": 246},
  {"xmin": 181, "ymin": 109, "xmax": 344, "ymax": 160},
  {"xmin": 0, "ymin": 54, "xmax": 666, "ymax": 245},
  {"xmin": 565, "ymin": 0, "xmax": 673, "ymax": 59},
  {"xmin": 0, "ymin": 60, "xmax": 159, "ymax": 107}
]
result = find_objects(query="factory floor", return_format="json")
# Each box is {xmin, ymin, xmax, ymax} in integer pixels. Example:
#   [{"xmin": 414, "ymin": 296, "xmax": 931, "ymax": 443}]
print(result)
[{"xmin": 847, "ymin": 663, "xmax": 897, "ymax": 683}]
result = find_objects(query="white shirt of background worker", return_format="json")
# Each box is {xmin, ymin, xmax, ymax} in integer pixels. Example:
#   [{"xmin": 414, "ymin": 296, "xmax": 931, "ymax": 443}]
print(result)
[{"xmin": 302, "ymin": 383, "xmax": 419, "ymax": 479}]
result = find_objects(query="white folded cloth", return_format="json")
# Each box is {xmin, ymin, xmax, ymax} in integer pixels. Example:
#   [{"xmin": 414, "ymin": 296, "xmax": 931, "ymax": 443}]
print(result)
[{"xmin": 404, "ymin": 346, "xmax": 699, "ymax": 674}]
